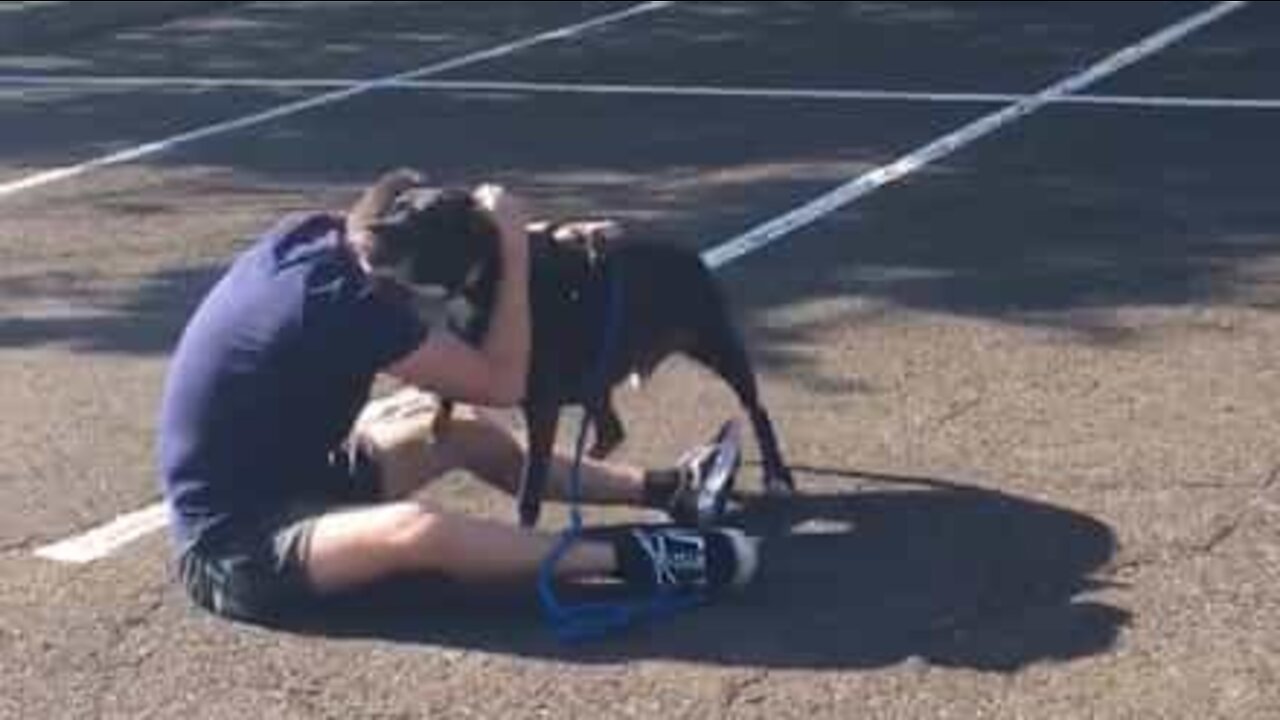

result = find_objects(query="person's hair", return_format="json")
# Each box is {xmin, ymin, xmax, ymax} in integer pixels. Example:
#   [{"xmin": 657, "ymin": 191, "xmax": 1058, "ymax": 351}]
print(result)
[{"xmin": 346, "ymin": 167, "xmax": 426, "ymax": 256}]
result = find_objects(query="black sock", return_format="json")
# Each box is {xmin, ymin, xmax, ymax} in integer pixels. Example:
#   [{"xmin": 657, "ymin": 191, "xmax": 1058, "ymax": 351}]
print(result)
[{"xmin": 642, "ymin": 468, "xmax": 682, "ymax": 509}]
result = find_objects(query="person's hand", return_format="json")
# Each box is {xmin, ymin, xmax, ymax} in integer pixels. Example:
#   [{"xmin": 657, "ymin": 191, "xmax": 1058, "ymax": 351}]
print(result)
[{"xmin": 472, "ymin": 184, "xmax": 529, "ymax": 257}]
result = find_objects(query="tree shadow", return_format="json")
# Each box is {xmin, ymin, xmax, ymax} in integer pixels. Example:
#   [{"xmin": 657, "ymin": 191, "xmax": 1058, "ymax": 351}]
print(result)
[
  {"xmin": 0, "ymin": 264, "xmax": 222, "ymax": 354},
  {"xmin": 268, "ymin": 467, "xmax": 1127, "ymax": 673},
  {"xmin": 0, "ymin": 2, "xmax": 618, "ymax": 78},
  {"xmin": 714, "ymin": 103, "xmax": 1280, "ymax": 350},
  {"xmin": 4, "ymin": 3, "xmax": 1276, "ymax": 376}
]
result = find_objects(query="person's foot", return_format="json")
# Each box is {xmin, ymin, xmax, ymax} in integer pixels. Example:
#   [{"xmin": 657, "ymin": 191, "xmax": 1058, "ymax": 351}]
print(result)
[
  {"xmin": 667, "ymin": 420, "xmax": 742, "ymax": 527},
  {"xmin": 616, "ymin": 526, "xmax": 759, "ymax": 593}
]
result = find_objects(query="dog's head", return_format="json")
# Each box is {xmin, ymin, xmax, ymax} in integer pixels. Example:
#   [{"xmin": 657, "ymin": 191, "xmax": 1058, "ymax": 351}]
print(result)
[{"xmin": 351, "ymin": 170, "xmax": 500, "ymax": 296}]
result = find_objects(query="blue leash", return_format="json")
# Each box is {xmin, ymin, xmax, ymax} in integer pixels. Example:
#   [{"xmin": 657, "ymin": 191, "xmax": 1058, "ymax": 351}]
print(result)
[{"xmin": 536, "ymin": 266, "xmax": 703, "ymax": 643}]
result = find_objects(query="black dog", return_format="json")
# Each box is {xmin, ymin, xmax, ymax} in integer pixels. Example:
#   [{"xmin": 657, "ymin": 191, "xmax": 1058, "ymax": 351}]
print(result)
[{"xmin": 364, "ymin": 179, "xmax": 793, "ymax": 527}]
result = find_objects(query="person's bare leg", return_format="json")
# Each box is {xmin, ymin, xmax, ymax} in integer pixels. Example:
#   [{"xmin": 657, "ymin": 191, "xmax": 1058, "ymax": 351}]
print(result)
[
  {"xmin": 356, "ymin": 395, "xmax": 649, "ymax": 505},
  {"xmin": 303, "ymin": 500, "xmax": 618, "ymax": 593},
  {"xmin": 437, "ymin": 405, "xmax": 649, "ymax": 505},
  {"xmin": 305, "ymin": 404, "xmax": 755, "ymax": 595}
]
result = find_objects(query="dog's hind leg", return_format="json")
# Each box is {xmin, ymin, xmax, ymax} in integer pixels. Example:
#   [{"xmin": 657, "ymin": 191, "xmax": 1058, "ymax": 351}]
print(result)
[
  {"xmin": 588, "ymin": 394, "xmax": 625, "ymax": 460},
  {"xmin": 518, "ymin": 402, "xmax": 561, "ymax": 527},
  {"xmin": 685, "ymin": 313, "xmax": 795, "ymax": 496}
]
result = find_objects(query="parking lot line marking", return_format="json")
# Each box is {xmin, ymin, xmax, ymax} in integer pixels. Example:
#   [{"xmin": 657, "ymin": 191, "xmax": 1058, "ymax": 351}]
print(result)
[
  {"xmin": 34, "ymin": 503, "xmax": 170, "ymax": 564},
  {"xmin": 5, "ymin": 75, "xmax": 1278, "ymax": 110},
  {"xmin": 701, "ymin": 1, "xmax": 1248, "ymax": 269},
  {"xmin": 0, "ymin": 1, "xmax": 673, "ymax": 200}
]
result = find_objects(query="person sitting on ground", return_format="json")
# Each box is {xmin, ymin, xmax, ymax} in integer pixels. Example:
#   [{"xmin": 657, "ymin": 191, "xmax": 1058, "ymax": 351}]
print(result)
[{"xmin": 157, "ymin": 171, "xmax": 759, "ymax": 624}]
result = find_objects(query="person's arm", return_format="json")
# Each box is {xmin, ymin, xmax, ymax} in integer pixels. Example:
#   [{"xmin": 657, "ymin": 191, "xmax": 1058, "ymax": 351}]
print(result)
[{"xmin": 385, "ymin": 184, "xmax": 531, "ymax": 406}]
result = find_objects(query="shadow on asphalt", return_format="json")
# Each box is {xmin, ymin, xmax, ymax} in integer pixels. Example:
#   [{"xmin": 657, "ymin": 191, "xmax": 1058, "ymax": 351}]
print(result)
[
  {"xmin": 262, "ymin": 466, "xmax": 1127, "ymax": 673},
  {"xmin": 6, "ymin": 3, "xmax": 1279, "ymax": 365}
]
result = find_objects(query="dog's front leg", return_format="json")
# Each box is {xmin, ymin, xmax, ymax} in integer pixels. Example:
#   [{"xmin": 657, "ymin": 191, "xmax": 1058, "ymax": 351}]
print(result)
[{"xmin": 518, "ymin": 401, "xmax": 560, "ymax": 527}]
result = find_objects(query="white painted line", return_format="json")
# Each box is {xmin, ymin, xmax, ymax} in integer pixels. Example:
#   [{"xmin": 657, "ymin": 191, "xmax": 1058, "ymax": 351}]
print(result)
[
  {"xmin": 30, "ymin": 1, "xmax": 1247, "ymax": 564},
  {"xmin": 701, "ymin": 0, "xmax": 1248, "ymax": 269},
  {"xmin": 0, "ymin": 74, "xmax": 343, "ymax": 89},
  {"xmin": 0, "ymin": 74, "xmax": 1020, "ymax": 103},
  {"xmin": 0, "ymin": 0, "xmax": 673, "ymax": 200},
  {"xmin": 33, "ymin": 503, "xmax": 170, "ymax": 564},
  {"xmin": 385, "ymin": 81, "xmax": 1280, "ymax": 111},
  {"xmin": 5, "ymin": 74, "xmax": 1279, "ymax": 110},
  {"xmin": 1063, "ymin": 93, "xmax": 1280, "ymax": 110}
]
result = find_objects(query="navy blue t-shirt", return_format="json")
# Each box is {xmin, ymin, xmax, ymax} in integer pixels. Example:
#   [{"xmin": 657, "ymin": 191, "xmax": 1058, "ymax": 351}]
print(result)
[{"xmin": 157, "ymin": 213, "xmax": 428, "ymax": 553}]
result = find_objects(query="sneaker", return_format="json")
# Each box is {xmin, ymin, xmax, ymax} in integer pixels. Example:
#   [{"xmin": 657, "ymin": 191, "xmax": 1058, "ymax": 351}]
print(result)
[
  {"xmin": 620, "ymin": 526, "xmax": 759, "ymax": 593},
  {"xmin": 668, "ymin": 420, "xmax": 742, "ymax": 527}
]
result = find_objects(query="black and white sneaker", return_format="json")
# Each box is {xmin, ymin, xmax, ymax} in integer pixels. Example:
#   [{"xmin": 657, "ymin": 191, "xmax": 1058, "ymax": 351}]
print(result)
[
  {"xmin": 617, "ymin": 526, "xmax": 759, "ymax": 593},
  {"xmin": 668, "ymin": 420, "xmax": 742, "ymax": 527}
]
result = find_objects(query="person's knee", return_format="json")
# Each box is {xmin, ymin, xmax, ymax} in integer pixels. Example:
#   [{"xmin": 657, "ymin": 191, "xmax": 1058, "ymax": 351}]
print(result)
[
  {"xmin": 302, "ymin": 501, "xmax": 455, "ymax": 591},
  {"xmin": 443, "ymin": 409, "xmax": 524, "ymax": 481},
  {"xmin": 381, "ymin": 502, "xmax": 446, "ymax": 565}
]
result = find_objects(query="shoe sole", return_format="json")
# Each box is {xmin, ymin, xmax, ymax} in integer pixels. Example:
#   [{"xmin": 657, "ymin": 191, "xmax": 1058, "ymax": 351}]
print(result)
[
  {"xmin": 696, "ymin": 420, "xmax": 742, "ymax": 526},
  {"xmin": 719, "ymin": 527, "xmax": 760, "ymax": 589}
]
